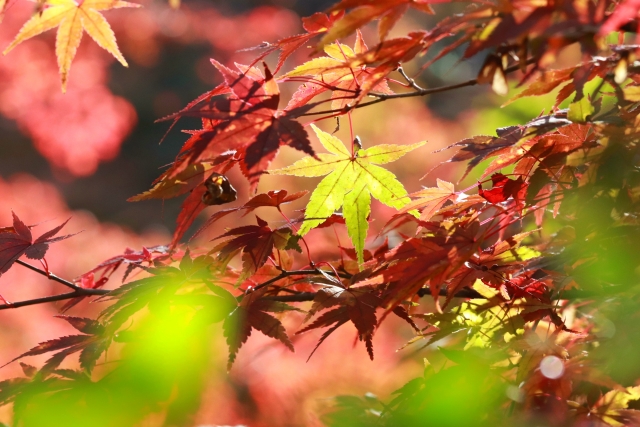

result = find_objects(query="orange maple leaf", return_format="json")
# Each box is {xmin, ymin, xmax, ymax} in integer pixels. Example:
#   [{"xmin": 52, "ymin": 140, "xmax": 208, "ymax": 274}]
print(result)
[{"xmin": 3, "ymin": 0, "xmax": 139, "ymax": 91}]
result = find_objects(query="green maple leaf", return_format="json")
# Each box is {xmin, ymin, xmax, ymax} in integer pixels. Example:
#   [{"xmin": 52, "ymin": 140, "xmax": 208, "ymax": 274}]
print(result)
[{"xmin": 270, "ymin": 124, "xmax": 424, "ymax": 265}]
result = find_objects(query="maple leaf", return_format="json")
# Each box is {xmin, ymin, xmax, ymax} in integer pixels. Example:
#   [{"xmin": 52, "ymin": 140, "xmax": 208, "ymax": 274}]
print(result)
[
  {"xmin": 193, "ymin": 189, "xmax": 308, "ymax": 239},
  {"xmin": 299, "ymin": 285, "xmax": 379, "ymax": 361},
  {"xmin": 478, "ymin": 173, "xmax": 528, "ymax": 213},
  {"xmin": 298, "ymin": 280, "xmax": 419, "ymax": 361},
  {"xmin": 2, "ymin": 316, "xmax": 109, "ymax": 374},
  {"xmin": 437, "ymin": 129, "xmax": 525, "ymax": 182},
  {"xmin": 394, "ymin": 178, "xmax": 458, "ymax": 222},
  {"xmin": 286, "ymin": 31, "xmax": 431, "ymax": 111},
  {"xmin": 360, "ymin": 214, "xmax": 485, "ymax": 315},
  {"xmin": 164, "ymin": 62, "xmax": 315, "ymax": 191},
  {"xmin": 242, "ymin": 12, "xmax": 344, "ymax": 74},
  {"xmin": 98, "ymin": 252, "xmax": 224, "ymax": 326},
  {"xmin": 3, "ymin": 0, "xmax": 139, "ymax": 92},
  {"xmin": 270, "ymin": 124, "xmax": 424, "ymax": 264},
  {"xmin": 213, "ymin": 216, "xmax": 301, "ymax": 280},
  {"xmin": 223, "ymin": 287, "xmax": 294, "ymax": 369},
  {"xmin": 0, "ymin": 212, "xmax": 77, "ymax": 276},
  {"xmin": 599, "ymin": 0, "xmax": 640, "ymax": 36},
  {"xmin": 320, "ymin": 0, "xmax": 436, "ymax": 47},
  {"xmin": 284, "ymin": 31, "xmax": 393, "ymax": 111},
  {"xmin": 59, "ymin": 245, "xmax": 170, "ymax": 313},
  {"xmin": 591, "ymin": 385, "xmax": 640, "ymax": 426},
  {"xmin": 503, "ymin": 67, "xmax": 577, "ymax": 107},
  {"xmin": 442, "ymin": 230, "xmax": 541, "ymax": 307},
  {"xmin": 349, "ymin": 31, "xmax": 429, "ymax": 68}
]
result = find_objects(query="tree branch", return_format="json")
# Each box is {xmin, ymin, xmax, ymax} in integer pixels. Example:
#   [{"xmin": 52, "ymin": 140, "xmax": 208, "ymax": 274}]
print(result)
[
  {"xmin": 0, "ymin": 260, "xmax": 110, "ymax": 311},
  {"xmin": 300, "ymin": 59, "xmax": 537, "ymax": 117},
  {"xmin": 248, "ymin": 268, "xmax": 350, "ymax": 294},
  {"xmin": 258, "ymin": 278, "xmax": 615, "ymax": 303},
  {"xmin": 16, "ymin": 259, "xmax": 82, "ymax": 291},
  {"xmin": 0, "ymin": 288, "xmax": 109, "ymax": 311},
  {"xmin": 261, "ymin": 286, "xmax": 484, "ymax": 302}
]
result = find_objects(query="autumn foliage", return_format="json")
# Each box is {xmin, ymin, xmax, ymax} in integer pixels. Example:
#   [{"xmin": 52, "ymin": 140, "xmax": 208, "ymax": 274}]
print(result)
[{"xmin": 1, "ymin": 0, "xmax": 640, "ymax": 425}]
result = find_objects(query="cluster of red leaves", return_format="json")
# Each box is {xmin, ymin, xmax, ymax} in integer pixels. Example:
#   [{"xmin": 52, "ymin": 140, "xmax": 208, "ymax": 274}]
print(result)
[
  {"xmin": 0, "ymin": 212, "xmax": 75, "ymax": 276},
  {"xmin": 162, "ymin": 61, "xmax": 315, "ymax": 189}
]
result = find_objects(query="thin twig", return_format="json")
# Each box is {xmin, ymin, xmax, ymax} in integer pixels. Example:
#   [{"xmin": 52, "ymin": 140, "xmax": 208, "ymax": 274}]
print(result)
[
  {"xmin": 261, "ymin": 287, "xmax": 484, "ymax": 303},
  {"xmin": 300, "ymin": 59, "xmax": 537, "ymax": 117},
  {"xmin": 259, "ymin": 281, "xmax": 609, "ymax": 303},
  {"xmin": 248, "ymin": 268, "xmax": 350, "ymax": 294},
  {"xmin": 0, "ymin": 288, "xmax": 109, "ymax": 311},
  {"xmin": 2, "ymin": 259, "xmax": 111, "ymax": 311},
  {"xmin": 262, "ymin": 292, "xmax": 317, "ymax": 302},
  {"xmin": 397, "ymin": 66, "xmax": 424, "ymax": 91},
  {"xmin": 16, "ymin": 259, "xmax": 81, "ymax": 291}
]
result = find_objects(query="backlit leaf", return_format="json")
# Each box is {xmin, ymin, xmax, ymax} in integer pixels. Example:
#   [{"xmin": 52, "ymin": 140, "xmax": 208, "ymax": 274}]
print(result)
[
  {"xmin": 567, "ymin": 97, "xmax": 594, "ymax": 123},
  {"xmin": 3, "ymin": 0, "xmax": 139, "ymax": 91},
  {"xmin": 270, "ymin": 124, "xmax": 424, "ymax": 264}
]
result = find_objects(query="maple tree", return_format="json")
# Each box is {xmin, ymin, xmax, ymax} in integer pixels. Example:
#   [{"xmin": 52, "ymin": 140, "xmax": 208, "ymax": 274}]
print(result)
[{"xmin": 0, "ymin": 0, "xmax": 640, "ymax": 425}]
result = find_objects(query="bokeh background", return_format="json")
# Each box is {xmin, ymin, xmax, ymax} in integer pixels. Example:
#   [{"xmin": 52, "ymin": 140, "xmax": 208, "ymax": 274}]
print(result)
[{"xmin": 0, "ymin": 0, "xmax": 579, "ymax": 425}]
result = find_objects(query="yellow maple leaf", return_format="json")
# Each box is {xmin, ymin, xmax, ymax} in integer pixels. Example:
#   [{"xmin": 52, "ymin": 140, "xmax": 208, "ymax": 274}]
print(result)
[
  {"xmin": 284, "ymin": 31, "xmax": 393, "ymax": 111},
  {"xmin": 3, "ymin": 0, "xmax": 139, "ymax": 92},
  {"xmin": 270, "ymin": 124, "xmax": 424, "ymax": 265}
]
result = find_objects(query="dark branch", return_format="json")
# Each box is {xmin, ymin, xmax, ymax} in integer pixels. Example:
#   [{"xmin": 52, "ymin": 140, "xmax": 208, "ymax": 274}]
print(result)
[
  {"xmin": 261, "ymin": 286, "xmax": 484, "ymax": 303},
  {"xmin": 1, "ymin": 260, "xmax": 110, "ymax": 311},
  {"xmin": 0, "ymin": 288, "xmax": 109, "ymax": 311},
  {"xmin": 16, "ymin": 259, "xmax": 82, "ymax": 291},
  {"xmin": 300, "ymin": 58, "xmax": 537, "ymax": 117},
  {"xmin": 248, "ymin": 268, "xmax": 349, "ymax": 294}
]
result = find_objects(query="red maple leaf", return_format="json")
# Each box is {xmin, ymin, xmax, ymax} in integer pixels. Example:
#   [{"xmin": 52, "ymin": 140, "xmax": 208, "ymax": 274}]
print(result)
[
  {"xmin": 442, "ymin": 230, "xmax": 540, "ymax": 306},
  {"xmin": 242, "ymin": 12, "xmax": 345, "ymax": 74},
  {"xmin": 164, "ymin": 62, "xmax": 315, "ymax": 191},
  {"xmin": 599, "ymin": 0, "xmax": 640, "ymax": 35},
  {"xmin": 320, "ymin": 0, "xmax": 437, "ymax": 46},
  {"xmin": 213, "ymin": 216, "xmax": 302, "ymax": 277},
  {"xmin": 298, "ymin": 284, "xmax": 380, "ymax": 360},
  {"xmin": 2, "ymin": 316, "xmax": 109, "ymax": 374},
  {"xmin": 193, "ymin": 189, "xmax": 308, "ymax": 239},
  {"xmin": 478, "ymin": 173, "xmax": 528, "ymax": 213},
  {"xmin": 298, "ymin": 281, "xmax": 418, "ymax": 361},
  {"xmin": 61, "ymin": 245, "xmax": 171, "ymax": 313},
  {"xmin": 0, "ymin": 212, "xmax": 77, "ymax": 276},
  {"xmin": 284, "ymin": 31, "xmax": 395, "ymax": 111},
  {"xmin": 223, "ymin": 287, "xmax": 294, "ymax": 369}
]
